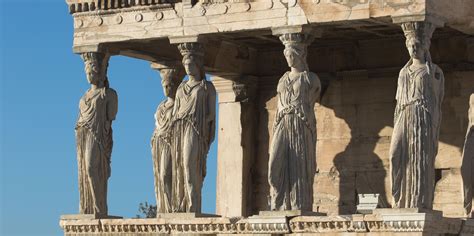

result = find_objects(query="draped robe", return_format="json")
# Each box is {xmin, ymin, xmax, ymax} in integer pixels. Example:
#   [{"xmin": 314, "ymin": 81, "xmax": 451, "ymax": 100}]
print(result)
[
  {"xmin": 171, "ymin": 80, "xmax": 216, "ymax": 213},
  {"xmin": 390, "ymin": 62, "xmax": 444, "ymax": 209},
  {"xmin": 76, "ymin": 87, "xmax": 118, "ymax": 216},
  {"xmin": 462, "ymin": 94, "xmax": 474, "ymax": 214},
  {"xmin": 269, "ymin": 71, "xmax": 321, "ymax": 211},
  {"xmin": 151, "ymin": 99, "xmax": 174, "ymax": 213}
]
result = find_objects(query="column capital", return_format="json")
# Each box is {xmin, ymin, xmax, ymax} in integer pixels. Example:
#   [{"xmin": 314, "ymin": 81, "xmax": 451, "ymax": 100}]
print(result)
[
  {"xmin": 271, "ymin": 25, "xmax": 323, "ymax": 38},
  {"xmin": 169, "ymin": 35, "xmax": 207, "ymax": 45},
  {"xmin": 212, "ymin": 75, "xmax": 257, "ymax": 103},
  {"xmin": 392, "ymin": 15, "xmax": 445, "ymax": 28},
  {"xmin": 150, "ymin": 60, "xmax": 183, "ymax": 71},
  {"xmin": 73, "ymin": 44, "xmax": 108, "ymax": 54},
  {"xmin": 150, "ymin": 60, "xmax": 186, "ymax": 85}
]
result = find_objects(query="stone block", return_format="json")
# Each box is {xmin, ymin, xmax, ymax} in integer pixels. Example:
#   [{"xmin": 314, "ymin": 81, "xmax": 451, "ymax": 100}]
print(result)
[
  {"xmin": 355, "ymin": 103, "xmax": 395, "ymax": 138},
  {"xmin": 316, "ymin": 104, "xmax": 355, "ymax": 140},
  {"xmin": 156, "ymin": 212, "xmax": 220, "ymax": 219},
  {"xmin": 258, "ymin": 210, "xmax": 325, "ymax": 217},
  {"xmin": 357, "ymin": 194, "xmax": 380, "ymax": 214},
  {"xmin": 433, "ymin": 168, "xmax": 468, "ymax": 218},
  {"xmin": 313, "ymin": 170, "xmax": 357, "ymax": 215}
]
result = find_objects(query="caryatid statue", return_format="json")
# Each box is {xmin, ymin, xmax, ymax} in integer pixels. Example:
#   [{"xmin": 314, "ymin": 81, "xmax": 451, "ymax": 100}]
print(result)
[
  {"xmin": 462, "ymin": 94, "xmax": 474, "ymax": 215},
  {"xmin": 171, "ymin": 42, "xmax": 216, "ymax": 213},
  {"xmin": 268, "ymin": 33, "xmax": 321, "ymax": 211},
  {"xmin": 151, "ymin": 63, "xmax": 184, "ymax": 213},
  {"xmin": 76, "ymin": 52, "xmax": 118, "ymax": 217},
  {"xmin": 390, "ymin": 22, "xmax": 444, "ymax": 209}
]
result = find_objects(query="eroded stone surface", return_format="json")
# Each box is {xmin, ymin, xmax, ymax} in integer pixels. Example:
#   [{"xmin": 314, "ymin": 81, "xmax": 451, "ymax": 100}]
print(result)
[
  {"xmin": 170, "ymin": 42, "xmax": 216, "ymax": 213},
  {"xmin": 268, "ymin": 30, "xmax": 321, "ymax": 211},
  {"xmin": 150, "ymin": 63, "xmax": 184, "ymax": 214},
  {"xmin": 76, "ymin": 52, "xmax": 117, "ymax": 217}
]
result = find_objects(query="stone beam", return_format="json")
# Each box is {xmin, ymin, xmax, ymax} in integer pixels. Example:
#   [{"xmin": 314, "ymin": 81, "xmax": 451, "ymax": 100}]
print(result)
[{"xmin": 66, "ymin": 0, "xmax": 474, "ymax": 49}]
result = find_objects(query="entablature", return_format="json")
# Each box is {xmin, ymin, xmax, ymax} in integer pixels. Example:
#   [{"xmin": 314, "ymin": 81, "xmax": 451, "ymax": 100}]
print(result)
[{"xmin": 66, "ymin": 0, "xmax": 473, "ymax": 51}]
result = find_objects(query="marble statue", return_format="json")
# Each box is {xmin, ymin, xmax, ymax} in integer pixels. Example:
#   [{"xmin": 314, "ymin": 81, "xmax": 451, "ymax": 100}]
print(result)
[
  {"xmin": 76, "ymin": 52, "xmax": 118, "ymax": 217},
  {"xmin": 390, "ymin": 22, "xmax": 445, "ymax": 209},
  {"xmin": 171, "ymin": 43, "xmax": 216, "ymax": 213},
  {"xmin": 462, "ymin": 94, "xmax": 474, "ymax": 215},
  {"xmin": 268, "ymin": 33, "xmax": 321, "ymax": 211},
  {"xmin": 151, "ymin": 65, "xmax": 184, "ymax": 213}
]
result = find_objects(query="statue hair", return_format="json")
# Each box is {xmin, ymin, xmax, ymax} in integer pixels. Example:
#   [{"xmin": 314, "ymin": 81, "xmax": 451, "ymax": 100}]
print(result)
[
  {"xmin": 280, "ymin": 33, "xmax": 312, "ymax": 71},
  {"xmin": 402, "ymin": 22, "xmax": 436, "ymax": 74},
  {"xmin": 81, "ymin": 52, "xmax": 110, "ymax": 88}
]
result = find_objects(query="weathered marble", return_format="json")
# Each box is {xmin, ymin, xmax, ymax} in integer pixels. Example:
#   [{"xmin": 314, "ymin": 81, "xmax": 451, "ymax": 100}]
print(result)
[
  {"xmin": 76, "ymin": 52, "xmax": 118, "ymax": 217},
  {"xmin": 390, "ymin": 21, "xmax": 445, "ymax": 209},
  {"xmin": 65, "ymin": 0, "xmax": 474, "ymax": 50},
  {"xmin": 59, "ymin": 213, "xmax": 474, "ymax": 235},
  {"xmin": 150, "ymin": 63, "xmax": 184, "ymax": 213},
  {"xmin": 268, "ymin": 31, "xmax": 321, "ymax": 211},
  {"xmin": 62, "ymin": 1, "xmax": 474, "ymax": 234},
  {"xmin": 171, "ymin": 42, "xmax": 216, "ymax": 213},
  {"xmin": 213, "ymin": 76, "xmax": 257, "ymax": 217}
]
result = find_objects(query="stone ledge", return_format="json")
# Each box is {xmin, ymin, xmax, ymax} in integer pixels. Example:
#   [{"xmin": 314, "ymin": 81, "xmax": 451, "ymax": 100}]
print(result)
[{"xmin": 59, "ymin": 211, "xmax": 474, "ymax": 235}]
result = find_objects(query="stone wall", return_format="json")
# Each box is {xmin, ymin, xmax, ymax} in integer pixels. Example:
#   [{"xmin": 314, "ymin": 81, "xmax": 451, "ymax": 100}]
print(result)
[
  {"xmin": 251, "ymin": 68, "xmax": 474, "ymax": 217},
  {"xmin": 250, "ymin": 34, "xmax": 474, "ymax": 217}
]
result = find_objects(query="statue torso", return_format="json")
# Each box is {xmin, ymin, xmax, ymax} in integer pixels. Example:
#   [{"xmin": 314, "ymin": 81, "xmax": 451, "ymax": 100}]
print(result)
[
  {"xmin": 275, "ymin": 71, "xmax": 319, "ymax": 131},
  {"xmin": 154, "ymin": 99, "xmax": 174, "ymax": 139},
  {"xmin": 174, "ymin": 80, "xmax": 209, "ymax": 120},
  {"xmin": 397, "ymin": 64, "xmax": 443, "ymax": 113}
]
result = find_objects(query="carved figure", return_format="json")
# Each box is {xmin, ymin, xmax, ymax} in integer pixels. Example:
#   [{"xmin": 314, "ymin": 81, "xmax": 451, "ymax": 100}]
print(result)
[
  {"xmin": 151, "ymin": 65, "xmax": 184, "ymax": 213},
  {"xmin": 462, "ymin": 94, "xmax": 474, "ymax": 215},
  {"xmin": 172, "ymin": 43, "xmax": 216, "ymax": 213},
  {"xmin": 390, "ymin": 22, "xmax": 444, "ymax": 209},
  {"xmin": 268, "ymin": 33, "xmax": 321, "ymax": 211},
  {"xmin": 76, "ymin": 52, "xmax": 118, "ymax": 216}
]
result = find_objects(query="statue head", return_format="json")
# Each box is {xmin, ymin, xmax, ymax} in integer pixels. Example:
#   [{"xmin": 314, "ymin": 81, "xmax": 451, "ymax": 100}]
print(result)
[
  {"xmin": 178, "ymin": 43, "xmax": 205, "ymax": 80},
  {"xmin": 159, "ymin": 67, "xmax": 184, "ymax": 98},
  {"xmin": 81, "ymin": 52, "xmax": 109, "ymax": 88},
  {"xmin": 280, "ymin": 33, "xmax": 311, "ymax": 71},
  {"xmin": 402, "ymin": 22, "xmax": 435, "ymax": 63}
]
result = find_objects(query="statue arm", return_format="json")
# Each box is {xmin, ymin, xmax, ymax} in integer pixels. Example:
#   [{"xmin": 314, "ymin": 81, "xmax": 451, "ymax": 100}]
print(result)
[
  {"xmin": 393, "ymin": 72, "xmax": 404, "ymax": 124},
  {"xmin": 310, "ymin": 72, "xmax": 322, "ymax": 104},
  {"xmin": 435, "ymin": 66, "xmax": 445, "ymax": 129},
  {"xmin": 208, "ymin": 83, "xmax": 217, "ymax": 144},
  {"xmin": 470, "ymin": 94, "xmax": 474, "ymax": 128},
  {"xmin": 107, "ymin": 89, "xmax": 118, "ymax": 121}
]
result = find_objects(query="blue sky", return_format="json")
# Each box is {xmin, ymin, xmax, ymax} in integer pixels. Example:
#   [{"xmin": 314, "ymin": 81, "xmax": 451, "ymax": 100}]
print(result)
[{"xmin": 0, "ymin": 1, "xmax": 218, "ymax": 235}]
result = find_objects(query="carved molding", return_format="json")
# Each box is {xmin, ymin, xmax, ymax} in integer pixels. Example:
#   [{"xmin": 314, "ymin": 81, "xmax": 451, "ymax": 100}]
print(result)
[
  {"xmin": 289, "ymin": 216, "xmax": 367, "ymax": 233},
  {"xmin": 235, "ymin": 217, "xmax": 290, "ymax": 234},
  {"xmin": 60, "ymin": 214, "xmax": 474, "ymax": 234},
  {"xmin": 169, "ymin": 222, "xmax": 236, "ymax": 234}
]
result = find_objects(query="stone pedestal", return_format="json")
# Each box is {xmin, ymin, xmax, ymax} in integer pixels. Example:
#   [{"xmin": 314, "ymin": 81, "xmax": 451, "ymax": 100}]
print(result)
[
  {"xmin": 365, "ymin": 208, "xmax": 454, "ymax": 234},
  {"xmin": 156, "ymin": 212, "xmax": 219, "ymax": 219},
  {"xmin": 60, "ymin": 214, "xmax": 122, "ymax": 220},
  {"xmin": 258, "ymin": 210, "xmax": 325, "ymax": 217}
]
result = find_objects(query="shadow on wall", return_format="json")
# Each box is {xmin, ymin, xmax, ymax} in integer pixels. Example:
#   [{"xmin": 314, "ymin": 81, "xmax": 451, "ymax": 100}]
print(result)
[
  {"xmin": 330, "ymin": 105, "xmax": 392, "ymax": 214},
  {"xmin": 319, "ymin": 74, "xmax": 396, "ymax": 214},
  {"xmin": 321, "ymin": 69, "xmax": 473, "ymax": 215},
  {"xmin": 250, "ymin": 70, "xmax": 473, "ymax": 215},
  {"xmin": 251, "ymin": 81, "xmax": 278, "ymax": 214}
]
